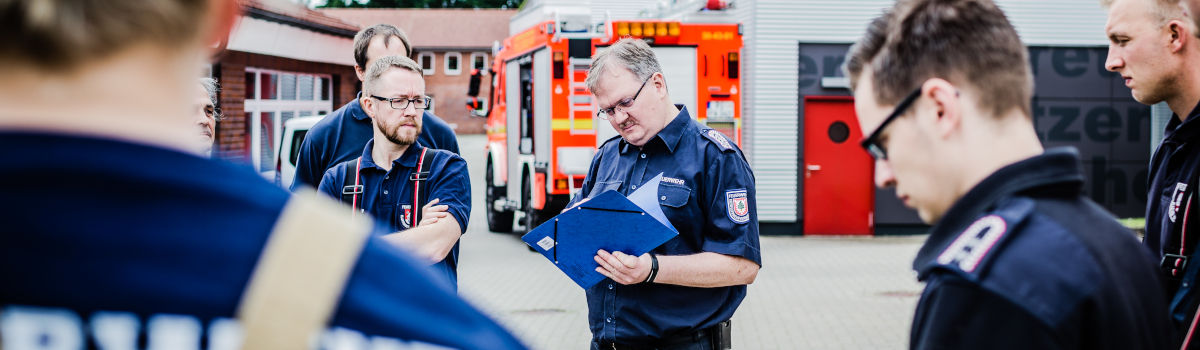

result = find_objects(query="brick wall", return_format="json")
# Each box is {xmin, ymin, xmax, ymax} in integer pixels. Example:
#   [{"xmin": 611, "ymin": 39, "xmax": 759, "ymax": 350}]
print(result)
[
  {"xmin": 418, "ymin": 50, "xmax": 490, "ymax": 135},
  {"xmin": 213, "ymin": 51, "xmax": 357, "ymax": 163}
]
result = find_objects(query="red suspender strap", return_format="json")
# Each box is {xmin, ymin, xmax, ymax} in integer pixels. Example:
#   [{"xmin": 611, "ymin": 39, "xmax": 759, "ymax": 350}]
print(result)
[{"xmin": 412, "ymin": 148, "xmax": 428, "ymax": 225}]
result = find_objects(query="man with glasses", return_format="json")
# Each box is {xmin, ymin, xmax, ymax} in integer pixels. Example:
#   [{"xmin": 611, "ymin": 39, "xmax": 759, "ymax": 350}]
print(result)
[
  {"xmin": 317, "ymin": 55, "xmax": 470, "ymax": 287},
  {"xmin": 292, "ymin": 24, "xmax": 459, "ymax": 192},
  {"xmin": 847, "ymin": 0, "xmax": 1168, "ymax": 348},
  {"xmin": 565, "ymin": 38, "xmax": 760, "ymax": 350},
  {"xmin": 195, "ymin": 77, "xmax": 222, "ymax": 157}
]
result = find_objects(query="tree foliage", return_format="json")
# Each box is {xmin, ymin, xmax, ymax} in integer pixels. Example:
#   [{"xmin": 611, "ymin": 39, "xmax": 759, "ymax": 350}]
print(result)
[{"xmin": 319, "ymin": 0, "xmax": 523, "ymax": 9}]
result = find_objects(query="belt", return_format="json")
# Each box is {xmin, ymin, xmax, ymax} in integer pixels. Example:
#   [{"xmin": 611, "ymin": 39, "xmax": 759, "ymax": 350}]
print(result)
[{"xmin": 597, "ymin": 327, "xmax": 712, "ymax": 350}]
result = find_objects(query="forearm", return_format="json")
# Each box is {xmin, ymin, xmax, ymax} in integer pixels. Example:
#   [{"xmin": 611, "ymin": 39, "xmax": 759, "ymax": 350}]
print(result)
[
  {"xmin": 654, "ymin": 252, "xmax": 758, "ymax": 288},
  {"xmin": 382, "ymin": 218, "xmax": 462, "ymax": 264}
]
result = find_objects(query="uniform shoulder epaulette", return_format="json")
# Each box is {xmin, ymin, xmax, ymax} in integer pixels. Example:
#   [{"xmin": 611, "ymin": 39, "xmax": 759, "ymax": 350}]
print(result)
[
  {"xmin": 928, "ymin": 198, "xmax": 1035, "ymax": 281},
  {"xmin": 700, "ymin": 129, "xmax": 736, "ymax": 152}
]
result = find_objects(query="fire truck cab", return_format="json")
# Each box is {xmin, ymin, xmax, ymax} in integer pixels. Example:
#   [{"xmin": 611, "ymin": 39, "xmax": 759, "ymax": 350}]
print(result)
[{"xmin": 475, "ymin": 8, "xmax": 743, "ymax": 233}]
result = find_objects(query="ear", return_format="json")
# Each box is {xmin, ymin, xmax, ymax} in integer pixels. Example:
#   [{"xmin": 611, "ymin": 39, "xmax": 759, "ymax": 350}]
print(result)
[
  {"xmin": 1168, "ymin": 19, "xmax": 1191, "ymax": 53},
  {"xmin": 360, "ymin": 95, "xmax": 376, "ymax": 119},
  {"xmin": 921, "ymin": 78, "xmax": 962, "ymax": 139},
  {"xmin": 355, "ymin": 65, "xmax": 366, "ymax": 81},
  {"xmin": 203, "ymin": 0, "xmax": 241, "ymax": 60},
  {"xmin": 653, "ymin": 72, "xmax": 667, "ymax": 94}
]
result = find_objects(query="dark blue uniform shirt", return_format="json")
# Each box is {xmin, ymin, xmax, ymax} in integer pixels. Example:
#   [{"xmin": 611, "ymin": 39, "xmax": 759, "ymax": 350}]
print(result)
[
  {"xmin": 567, "ymin": 106, "xmax": 762, "ymax": 344},
  {"xmin": 1145, "ymin": 101, "xmax": 1200, "ymax": 347},
  {"xmin": 317, "ymin": 140, "xmax": 470, "ymax": 286},
  {"xmin": 910, "ymin": 148, "xmax": 1169, "ymax": 349},
  {"xmin": 0, "ymin": 133, "xmax": 523, "ymax": 349},
  {"xmin": 291, "ymin": 93, "xmax": 460, "ymax": 191}
]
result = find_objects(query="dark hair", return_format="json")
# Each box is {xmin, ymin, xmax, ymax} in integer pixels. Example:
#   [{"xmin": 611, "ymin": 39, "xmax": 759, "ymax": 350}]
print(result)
[
  {"xmin": 873, "ymin": 0, "xmax": 1033, "ymax": 118},
  {"xmin": 844, "ymin": 9, "xmax": 895, "ymax": 92},
  {"xmin": 0, "ymin": 0, "xmax": 211, "ymax": 71},
  {"xmin": 353, "ymin": 24, "xmax": 412, "ymax": 69}
]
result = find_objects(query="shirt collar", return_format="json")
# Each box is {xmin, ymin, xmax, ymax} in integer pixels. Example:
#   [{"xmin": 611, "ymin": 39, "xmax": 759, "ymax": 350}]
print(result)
[
  {"xmin": 1165, "ymin": 99, "xmax": 1200, "ymax": 143},
  {"xmin": 912, "ymin": 147, "xmax": 1086, "ymax": 273},
  {"xmin": 349, "ymin": 92, "xmax": 369, "ymax": 121},
  {"xmin": 359, "ymin": 139, "xmax": 422, "ymax": 171},
  {"xmin": 620, "ymin": 104, "xmax": 690, "ymax": 154}
]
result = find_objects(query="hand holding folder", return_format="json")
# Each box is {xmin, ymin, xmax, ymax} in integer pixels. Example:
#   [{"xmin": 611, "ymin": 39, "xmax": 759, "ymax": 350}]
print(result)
[{"xmin": 522, "ymin": 174, "xmax": 679, "ymax": 289}]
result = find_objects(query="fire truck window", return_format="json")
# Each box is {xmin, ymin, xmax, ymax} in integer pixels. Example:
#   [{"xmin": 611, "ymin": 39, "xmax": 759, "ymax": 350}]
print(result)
[{"xmin": 828, "ymin": 121, "xmax": 850, "ymax": 144}]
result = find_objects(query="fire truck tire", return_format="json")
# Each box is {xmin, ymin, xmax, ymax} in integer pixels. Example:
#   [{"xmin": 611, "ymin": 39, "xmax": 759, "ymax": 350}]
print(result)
[{"xmin": 485, "ymin": 158, "xmax": 513, "ymax": 233}]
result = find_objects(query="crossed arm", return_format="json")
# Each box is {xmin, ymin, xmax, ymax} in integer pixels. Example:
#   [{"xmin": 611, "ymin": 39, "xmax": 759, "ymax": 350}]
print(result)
[{"xmin": 382, "ymin": 199, "xmax": 462, "ymax": 264}]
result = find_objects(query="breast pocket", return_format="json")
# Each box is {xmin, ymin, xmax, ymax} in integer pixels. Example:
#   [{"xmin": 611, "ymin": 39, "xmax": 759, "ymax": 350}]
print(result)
[{"xmin": 658, "ymin": 183, "xmax": 691, "ymax": 208}]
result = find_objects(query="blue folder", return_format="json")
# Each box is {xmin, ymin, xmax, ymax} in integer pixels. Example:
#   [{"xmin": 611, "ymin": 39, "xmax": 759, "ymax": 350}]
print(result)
[{"xmin": 522, "ymin": 174, "xmax": 679, "ymax": 289}]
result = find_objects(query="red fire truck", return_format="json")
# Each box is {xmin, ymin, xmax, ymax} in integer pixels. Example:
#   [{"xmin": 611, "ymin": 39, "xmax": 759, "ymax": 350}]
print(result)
[{"xmin": 473, "ymin": 12, "xmax": 744, "ymax": 233}]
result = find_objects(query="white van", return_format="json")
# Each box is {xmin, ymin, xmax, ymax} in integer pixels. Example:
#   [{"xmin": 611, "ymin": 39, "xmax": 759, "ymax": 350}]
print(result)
[{"xmin": 274, "ymin": 115, "xmax": 323, "ymax": 187}]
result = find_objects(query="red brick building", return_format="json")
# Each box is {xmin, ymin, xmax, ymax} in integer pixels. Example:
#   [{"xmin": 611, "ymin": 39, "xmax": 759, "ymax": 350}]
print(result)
[
  {"xmin": 321, "ymin": 8, "xmax": 517, "ymax": 135},
  {"xmin": 213, "ymin": 0, "xmax": 360, "ymax": 173}
]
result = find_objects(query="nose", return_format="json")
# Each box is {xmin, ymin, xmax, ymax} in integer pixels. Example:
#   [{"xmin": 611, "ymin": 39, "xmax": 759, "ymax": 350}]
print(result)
[
  {"xmin": 874, "ymin": 159, "xmax": 896, "ymax": 189},
  {"xmin": 1104, "ymin": 46, "xmax": 1123, "ymax": 72},
  {"xmin": 608, "ymin": 109, "xmax": 630, "ymax": 125}
]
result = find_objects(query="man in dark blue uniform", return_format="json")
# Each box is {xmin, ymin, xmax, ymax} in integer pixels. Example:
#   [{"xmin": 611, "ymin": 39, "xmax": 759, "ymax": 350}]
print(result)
[
  {"xmin": 318, "ymin": 55, "xmax": 470, "ymax": 287},
  {"xmin": 567, "ymin": 38, "xmax": 761, "ymax": 350},
  {"xmin": 1103, "ymin": 0, "xmax": 1200, "ymax": 346},
  {"xmin": 292, "ymin": 23, "xmax": 459, "ymax": 192},
  {"xmin": 0, "ymin": 1, "xmax": 522, "ymax": 348},
  {"xmin": 846, "ymin": 0, "xmax": 1169, "ymax": 348}
]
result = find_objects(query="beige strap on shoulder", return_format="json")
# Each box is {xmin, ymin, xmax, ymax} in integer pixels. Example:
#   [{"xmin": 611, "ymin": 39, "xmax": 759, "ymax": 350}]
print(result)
[{"xmin": 236, "ymin": 190, "xmax": 373, "ymax": 349}]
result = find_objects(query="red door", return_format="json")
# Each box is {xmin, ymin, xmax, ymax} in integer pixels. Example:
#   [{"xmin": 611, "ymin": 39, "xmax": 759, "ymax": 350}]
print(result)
[{"xmin": 802, "ymin": 96, "xmax": 874, "ymax": 235}]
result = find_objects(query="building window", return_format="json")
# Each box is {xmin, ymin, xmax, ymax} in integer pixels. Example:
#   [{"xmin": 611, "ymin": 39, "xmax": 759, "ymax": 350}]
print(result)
[
  {"xmin": 419, "ymin": 52, "xmax": 435, "ymax": 76},
  {"xmin": 445, "ymin": 52, "xmax": 462, "ymax": 76},
  {"xmin": 244, "ymin": 68, "xmax": 333, "ymax": 175},
  {"xmin": 471, "ymin": 52, "xmax": 488, "ymax": 72}
]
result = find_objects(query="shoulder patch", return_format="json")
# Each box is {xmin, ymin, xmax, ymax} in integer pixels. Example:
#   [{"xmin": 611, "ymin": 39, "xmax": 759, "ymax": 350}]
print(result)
[
  {"xmin": 726, "ymin": 189, "xmax": 750, "ymax": 224},
  {"xmin": 936, "ymin": 215, "xmax": 1008, "ymax": 273},
  {"xmin": 703, "ymin": 129, "xmax": 734, "ymax": 151}
]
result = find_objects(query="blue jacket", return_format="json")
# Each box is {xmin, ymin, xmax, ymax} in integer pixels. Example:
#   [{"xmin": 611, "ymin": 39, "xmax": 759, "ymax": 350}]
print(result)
[
  {"xmin": 910, "ymin": 148, "xmax": 1169, "ymax": 349},
  {"xmin": 291, "ymin": 94, "xmax": 459, "ymax": 191},
  {"xmin": 0, "ymin": 133, "xmax": 524, "ymax": 349}
]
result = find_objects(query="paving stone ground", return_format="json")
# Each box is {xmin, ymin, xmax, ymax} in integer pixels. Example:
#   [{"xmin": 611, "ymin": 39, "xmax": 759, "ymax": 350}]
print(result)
[{"xmin": 454, "ymin": 135, "xmax": 926, "ymax": 349}]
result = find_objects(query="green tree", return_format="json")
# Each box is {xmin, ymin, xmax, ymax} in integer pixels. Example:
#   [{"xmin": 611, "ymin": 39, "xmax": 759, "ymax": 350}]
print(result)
[{"xmin": 319, "ymin": 0, "xmax": 523, "ymax": 9}]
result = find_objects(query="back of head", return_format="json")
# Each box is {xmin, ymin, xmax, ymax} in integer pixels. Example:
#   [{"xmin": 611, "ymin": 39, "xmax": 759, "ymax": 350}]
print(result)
[
  {"xmin": 0, "ymin": 0, "xmax": 219, "ymax": 73},
  {"xmin": 362, "ymin": 55, "xmax": 424, "ymax": 95},
  {"xmin": 354, "ymin": 24, "xmax": 413, "ymax": 68},
  {"xmin": 872, "ymin": 0, "xmax": 1033, "ymax": 118},
  {"xmin": 585, "ymin": 38, "xmax": 663, "ymax": 94}
]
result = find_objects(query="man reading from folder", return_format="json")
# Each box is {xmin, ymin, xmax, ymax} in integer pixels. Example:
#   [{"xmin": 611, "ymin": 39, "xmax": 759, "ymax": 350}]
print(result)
[{"xmin": 567, "ymin": 38, "xmax": 761, "ymax": 350}]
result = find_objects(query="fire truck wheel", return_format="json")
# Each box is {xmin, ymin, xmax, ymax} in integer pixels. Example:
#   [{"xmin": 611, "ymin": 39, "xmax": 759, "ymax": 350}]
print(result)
[{"xmin": 485, "ymin": 158, "xmax": 513, "ymax": 233}]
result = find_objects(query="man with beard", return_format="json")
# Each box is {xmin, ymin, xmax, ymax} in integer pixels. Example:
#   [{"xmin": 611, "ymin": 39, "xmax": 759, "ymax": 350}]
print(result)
[{"xmin": 318, "ymin": 55, "xmax": 470, "ymax": 287}]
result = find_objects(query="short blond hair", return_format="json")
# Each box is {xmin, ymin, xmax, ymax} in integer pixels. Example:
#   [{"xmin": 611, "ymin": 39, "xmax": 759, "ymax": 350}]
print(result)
[
  {"xmin": 1099, "ymin": 0, "xmax": 1187, "ymax": 24},
  {"xmin": 0, "ymin": 0, "xmax": 213, "ymax": 71},
  {"xmin": 362, "ymin": 55, "xmax": 424, "ymax": 95}
]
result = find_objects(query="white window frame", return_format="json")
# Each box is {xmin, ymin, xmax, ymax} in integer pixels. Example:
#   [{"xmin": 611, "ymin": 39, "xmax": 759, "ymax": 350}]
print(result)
[
  {"xmin": 444, "ymin": 52, "xmax": 463, "ymax": 76},
  {"xmin": 244, "ymin": 68, "xmax": 334, "ymax": 174},
  {"xmin": 419, "ymin": 52, "xmax": 436, "ymax": 76},
  {"xmin": 470, "ymin": 52, "xmax": 489, "ymax": 72}
]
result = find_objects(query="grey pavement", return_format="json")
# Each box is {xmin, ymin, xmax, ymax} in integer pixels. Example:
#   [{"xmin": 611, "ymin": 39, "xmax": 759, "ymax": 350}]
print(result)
[{"xmin": 453, "ymin": 134, "xmax": 926, "ymax": 349}]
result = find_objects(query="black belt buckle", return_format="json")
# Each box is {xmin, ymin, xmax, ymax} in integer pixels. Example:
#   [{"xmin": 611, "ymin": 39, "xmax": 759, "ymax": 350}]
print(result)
[{"xmin": 1163, "ymin": 253, "xmax": 1189, "ymax": 278}]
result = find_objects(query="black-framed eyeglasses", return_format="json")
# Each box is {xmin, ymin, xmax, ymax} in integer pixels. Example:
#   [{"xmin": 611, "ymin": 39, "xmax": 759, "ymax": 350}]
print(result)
[
  {"xmin": 596, "ymin": 74, "xmax": 654, "ymax": 120},
  {"xmin": 370, "ymin": 95, "xmax": 432, "ymax": 110},
  {"xmin": 860, "ymin": 87, "xmax": 922, "ymax": 160}
]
